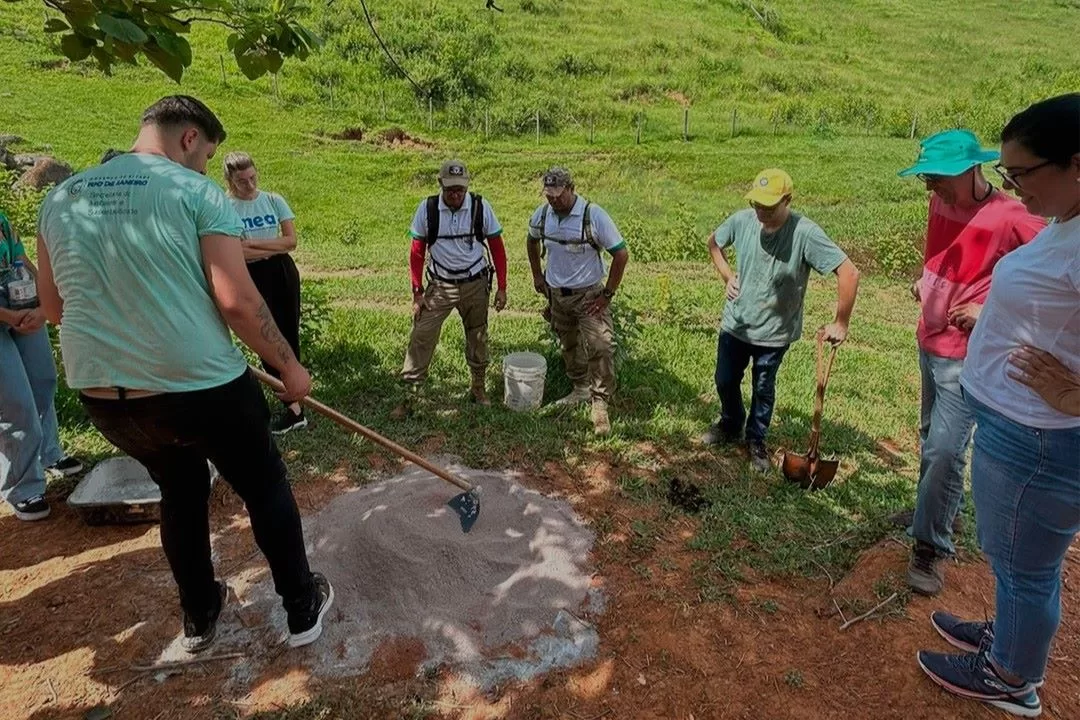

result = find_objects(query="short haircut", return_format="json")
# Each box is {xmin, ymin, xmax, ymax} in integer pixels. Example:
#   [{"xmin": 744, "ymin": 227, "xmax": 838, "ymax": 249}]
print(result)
[
  {"xmin": 1001, "ymin": 93, "xmax": 1080, "ymax": 168},
  {"xmin": 141, "ymin": 95, "xmax": 227, "ymax": 144},
  {"xmin": 100, "ymin": 148, "xmax": 126, "ymax": 164},
  {"xmin": 223, "ymin": 151, "xmax": 255, "ymax": 179}
]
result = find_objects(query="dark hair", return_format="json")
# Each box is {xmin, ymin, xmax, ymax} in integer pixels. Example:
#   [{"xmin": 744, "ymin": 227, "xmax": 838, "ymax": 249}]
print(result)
[
  {"xmin": 141, "ymin": 95, "xmax": 227, "ymax": 144},
  {"xmin": 100, "ymin": 148, "xmax": 126, "ymax": 164},
  {"xmin": 1001, "ymin": 93, "xmax": 1080, "ymax": 168}
]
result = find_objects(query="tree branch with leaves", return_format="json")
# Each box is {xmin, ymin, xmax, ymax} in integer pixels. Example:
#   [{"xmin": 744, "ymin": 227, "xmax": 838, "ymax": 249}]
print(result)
[{"xmin": 13, "ymin": 0, "xmax": 322, "ymax": 81}]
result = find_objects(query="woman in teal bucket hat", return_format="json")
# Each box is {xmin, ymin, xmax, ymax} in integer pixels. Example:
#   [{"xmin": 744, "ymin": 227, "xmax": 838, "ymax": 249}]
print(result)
[{"xmin": 895, "ymin": 128, "xmax": 1044, "ymax": 601}]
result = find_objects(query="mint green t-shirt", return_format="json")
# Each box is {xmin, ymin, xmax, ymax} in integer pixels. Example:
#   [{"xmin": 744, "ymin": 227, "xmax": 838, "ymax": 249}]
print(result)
[
  {"xmin": 0, "ymin": 211, "xmax": 26, "ymax": 285},
  {"xmin": 715, "ymin": 209, "xmax": 847, "ymax": 347},
  {"xmin": 38, "ymin": 153, "xmax": 248, "ymax": 392},
  {"xmin": 230, "ymin": 190, "xmax": 295, "ymax": 242}
]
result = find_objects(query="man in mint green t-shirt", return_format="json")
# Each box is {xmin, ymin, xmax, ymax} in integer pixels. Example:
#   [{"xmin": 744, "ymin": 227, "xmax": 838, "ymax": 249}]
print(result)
[
  {"xmin": 703, "ymin": 169, "xmax": 861, "ymax": 472},
  {"xmin": 35, "ymin": 95, "xmax": 333, "ymax": 654}
]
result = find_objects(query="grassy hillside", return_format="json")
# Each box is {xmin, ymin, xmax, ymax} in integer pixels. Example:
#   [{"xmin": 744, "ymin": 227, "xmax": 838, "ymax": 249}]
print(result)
[{"xmin": 0, "ymin": 0, "xmax": 1066, "ymax": 576}]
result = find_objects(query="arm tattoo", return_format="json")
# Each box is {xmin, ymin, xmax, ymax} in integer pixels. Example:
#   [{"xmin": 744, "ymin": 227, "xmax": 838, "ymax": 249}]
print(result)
[{"xmin": 255, "ymin": 300, "xmax": 294, "ymax": 366}]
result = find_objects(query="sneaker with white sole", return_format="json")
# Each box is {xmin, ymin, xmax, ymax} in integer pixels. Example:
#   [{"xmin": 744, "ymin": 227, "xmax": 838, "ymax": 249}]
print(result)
[
  {"xmin": 551, "ymin": 386, "xmax": 590, "ymax": 407},
  {"xmin": 929, "ymin": 613, "xmax": 1045, "ymax": 687},
  {"xmin": 917, "ymin": 646, "xmax": 1042, "ymax": 717},
  {"xmin": 45, "ymin": 456, "xmax": 83, "ymax": 480},
  {"xmin": 182, "ymin": 581, "xmax": 228, "ymax": 654},
  {"xmin": 13, "ymin": 495, "xmax": 51, "ymax": 521},
  {"xmin": 271, "ymin": 408, "xmax": 308, "ymax": 435},
  {"xmin": 288, "ymin": 573, "xmax": 334, "ymax": 648}
]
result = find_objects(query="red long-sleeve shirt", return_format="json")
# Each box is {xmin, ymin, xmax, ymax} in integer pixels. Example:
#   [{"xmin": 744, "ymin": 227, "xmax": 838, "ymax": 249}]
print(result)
[{"xmin": 410, "ymin": 235, "xmax": 507, "ymax": 291}]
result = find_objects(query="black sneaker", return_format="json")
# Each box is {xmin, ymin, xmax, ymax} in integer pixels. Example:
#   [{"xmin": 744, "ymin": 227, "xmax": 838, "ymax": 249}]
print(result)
[
  {"xmin": 45, "ymin": 456, "xmax": 83, "ymax": 479},
  {"xmin": 271, "ymin": 408, "xmax": 308, "ymax": 435},
  {"xmin": 13, "ymin": 495, "xmax": 51, "ymax": 521},
  {"xmin": 931, "ymin": 611, "xmax": 993, "ymax": 653},
  {"xmin": 182, "ymin": 581, "xmax": 228, "ymax": 654},
  {"xmin": 747, "ymin": 440, "xmax": 771, "ymax": 473},
  {"xmin": 288, "ymin": 573, "xmax": 334, "ymax": 648},
  {"xmin": 917, "ymin": 646, "xmax": 1042, "ymax": 717},
  {"xmin": 700, "ymin": 423, "xmax": 741, "ymax": 446}
]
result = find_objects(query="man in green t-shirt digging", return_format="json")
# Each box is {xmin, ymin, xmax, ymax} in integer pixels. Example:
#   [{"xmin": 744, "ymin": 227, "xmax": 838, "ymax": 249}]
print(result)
[{"xmin": 703, "ymin": 169, "xmax": 861, "ymax": 472}]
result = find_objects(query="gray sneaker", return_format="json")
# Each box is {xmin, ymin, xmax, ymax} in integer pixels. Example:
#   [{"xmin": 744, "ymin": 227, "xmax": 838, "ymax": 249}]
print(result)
[
  {"xmin": 700, "ymin": 423, "xmax": 740, "ymax": 446},
  {"xmin": 747, "ymin": 441, "xmax": 771, "ymax": 473},
  {"xmin": 908, "ymin": 542, "xmax": 946, "ymax": 596},
  {"xmin": 552, "ymin": 386, "xmax": 591, "ymax": 407}
]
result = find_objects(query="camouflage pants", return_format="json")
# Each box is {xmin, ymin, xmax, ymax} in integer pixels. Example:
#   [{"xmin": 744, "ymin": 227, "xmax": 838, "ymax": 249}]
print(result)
[
  {"xmin": 548, "ymin": 283, "xmax": 615, "ymax": 402},
  {"xmin": 401, "ymin": 276, "xmax": 489, "ymax": 384}
]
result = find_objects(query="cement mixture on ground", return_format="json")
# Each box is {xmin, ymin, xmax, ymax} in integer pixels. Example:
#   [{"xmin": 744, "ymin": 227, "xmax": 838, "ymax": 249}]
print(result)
[{"xmin": 156, "ymin": 458, "xmax": 602, "ymax": 690}]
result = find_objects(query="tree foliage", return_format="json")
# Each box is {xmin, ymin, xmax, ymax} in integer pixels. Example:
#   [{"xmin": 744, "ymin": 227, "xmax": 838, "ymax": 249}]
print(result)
[{"xmin": 12, "ymin": 0, "xmax": 322, "ymax": 81}]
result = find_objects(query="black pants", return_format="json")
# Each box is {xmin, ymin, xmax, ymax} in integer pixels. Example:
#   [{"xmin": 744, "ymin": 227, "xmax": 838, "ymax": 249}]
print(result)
[
  {"xmin": 248, "ymin": 254, "xmax": 302, "ymax": 404},
  {"xmin": 80, "ymin": 371, "xmax": 315, "ymax": 623}
]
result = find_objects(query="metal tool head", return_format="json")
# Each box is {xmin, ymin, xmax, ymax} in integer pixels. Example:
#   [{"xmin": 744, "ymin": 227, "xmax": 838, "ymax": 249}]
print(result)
[{"xmin": 446, "ymin": 487, "xmax": 481, "ymax": 533}]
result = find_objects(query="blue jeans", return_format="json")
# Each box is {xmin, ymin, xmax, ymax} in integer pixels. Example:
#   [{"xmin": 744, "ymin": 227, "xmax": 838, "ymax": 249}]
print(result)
[
  {"xmin": 912, "ymin": 350, "xmax": 975, "ymax": 556},
  {"xmin": 715, "ymin": 331, "xmax": 789, "ymax": 443},
  {"xmin": 968, "ymin": 393, "xmax": 1080, "ymax": 683},
  {"xmin": 0, "ymin": 318, "xmax": 63, "ymax": 507}
]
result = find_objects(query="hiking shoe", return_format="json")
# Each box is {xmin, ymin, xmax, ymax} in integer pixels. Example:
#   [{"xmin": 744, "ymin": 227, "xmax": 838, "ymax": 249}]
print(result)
[
  {"xmin": 917, "ymin": 647, "xmax": 1042, "ymax": 717},
  {"xmin": 591, "ymin": 400, "xmax": 611, "ymax": 436},
  {"xmin": 182, "ymin": 581, "xmax": 228, "ymax": 654},
  {"xmin": 552, "ymin": 386, "xmax": 591, "ymax": 407},
  {"xmin": 13, "ymin": 495, "xmax": 51, "ymax": 521},
  {"xmin": 700, "ymin": 423, "xmax": 740, "ymax": 446},
  {"xmin": 931, "ymin": 611, "xmax": 993, "ymax": 653},
  {"xmin": 908, "ymin": 541, "xmax": 946, "ymax": 596},
  {"xmin": 747, "ymin": 441, "xmax": 771, "ymax": 473},
  {"xmin": 45, "ymin": 456, "xmax": 83, "ymax": 479},
  {"xmin": 271, "ymin": 408, "xmax": 308, "ymax": 435},
  {"xmin": 288, "ymin": 573, "xmax": 334, "ymax": 648},
  {"xmin": 469, "ymin": 379, "xmax": 491, "ymax": 406}
]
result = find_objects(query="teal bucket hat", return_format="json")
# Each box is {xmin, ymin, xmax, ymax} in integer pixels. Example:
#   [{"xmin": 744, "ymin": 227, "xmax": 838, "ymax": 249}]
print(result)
[{"xmin": 898, "ymin": 129, "xmax": 1000, "ymax": 177}]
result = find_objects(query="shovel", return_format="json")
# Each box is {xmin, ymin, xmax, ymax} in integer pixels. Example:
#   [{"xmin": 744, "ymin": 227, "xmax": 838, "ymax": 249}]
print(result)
[
  {"xmin": 782, "ymin": 332, "xmax": 840, "ymax": 491},
  {"xmin": 249, "ymin": 366, "xmax": 481, "ymax": 532}
]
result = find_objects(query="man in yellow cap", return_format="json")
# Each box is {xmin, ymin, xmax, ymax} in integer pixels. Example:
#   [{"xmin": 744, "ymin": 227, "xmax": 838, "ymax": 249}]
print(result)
[{"xmin": 704, "ymin": 169, "xmax": 860, "ymax": 472}]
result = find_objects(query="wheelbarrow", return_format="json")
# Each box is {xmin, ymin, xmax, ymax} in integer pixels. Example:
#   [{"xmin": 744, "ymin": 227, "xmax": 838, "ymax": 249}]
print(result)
[{"xmin": 782, "ymin": 332, "xmax": 840, "ymax": 491}]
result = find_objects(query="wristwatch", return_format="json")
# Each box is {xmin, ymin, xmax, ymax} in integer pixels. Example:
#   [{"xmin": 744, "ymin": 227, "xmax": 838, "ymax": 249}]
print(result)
[
  {"xmin": 412, "ymin": 285, "xmax": 424, "ymax": 295},
  {"xmin": 601, "ymin": 287, "xmax": 615, "ymax": 300}
]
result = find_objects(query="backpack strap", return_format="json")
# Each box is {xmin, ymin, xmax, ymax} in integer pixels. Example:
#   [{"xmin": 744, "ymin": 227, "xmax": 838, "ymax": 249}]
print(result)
[
  {"xmin": 538, "ymin": 201, "xmax": 601, "ymax": 256},
  {"xmin": 424, "ymin": 195, "xmax": 440, "ymax": 246},
  {"xmin": 581, "ymin": 201, "xmax": 599, "ymax": 252}
]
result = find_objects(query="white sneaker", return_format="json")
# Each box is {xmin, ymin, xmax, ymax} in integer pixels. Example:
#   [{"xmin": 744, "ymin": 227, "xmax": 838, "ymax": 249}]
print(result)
[{"xmin": 552, "ymin": 386, "xmax": 591, "ymax": 407}]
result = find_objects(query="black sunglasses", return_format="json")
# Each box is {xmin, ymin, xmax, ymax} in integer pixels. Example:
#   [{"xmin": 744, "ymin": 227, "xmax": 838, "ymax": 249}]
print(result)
[
  {"xmin": 993, "ymin": 160, "xmax": 1054, "ymax": 188},
  {"xmin": 916, "ymin": 173, "xmax": 946, "ymax": 183}
]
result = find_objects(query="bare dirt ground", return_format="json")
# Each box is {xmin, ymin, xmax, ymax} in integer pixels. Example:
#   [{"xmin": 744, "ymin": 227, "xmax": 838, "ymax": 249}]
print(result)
[{"xmin": 3, "ymin": 454, "xmax": 1078, "ymax": 720}]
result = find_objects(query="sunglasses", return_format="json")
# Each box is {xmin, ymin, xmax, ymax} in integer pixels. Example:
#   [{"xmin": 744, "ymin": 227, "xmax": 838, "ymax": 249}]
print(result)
[
  {"xmin": 993, "ymin": 160, "xmax": 1054, "ymax": 189},
  {"xmin": 749, "ymin": 201, "xmax": 782, "ymax": 212},
  {"xmin": 916, "ymin": 173, "xmax": 947, "ymax": 183}
]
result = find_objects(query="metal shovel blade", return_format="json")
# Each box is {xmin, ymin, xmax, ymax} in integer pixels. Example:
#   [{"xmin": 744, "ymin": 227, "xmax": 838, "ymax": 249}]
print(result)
[
  {"xmin": 809, "ymin": 458, "xmax": 839, "ymax": 491},
  {"xmin": 446, "ymin": 489, "xmax": 481, "ymax": 533},
  {"xmin": 781, "ymin": 451, "xmax": 815, "ymax": 490}
]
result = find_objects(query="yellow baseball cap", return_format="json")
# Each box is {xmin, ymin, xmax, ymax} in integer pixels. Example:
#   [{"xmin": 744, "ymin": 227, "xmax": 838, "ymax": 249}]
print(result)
[{"xmin": 744, "ymin": 169, "xmax": 794, "ymax": 207}]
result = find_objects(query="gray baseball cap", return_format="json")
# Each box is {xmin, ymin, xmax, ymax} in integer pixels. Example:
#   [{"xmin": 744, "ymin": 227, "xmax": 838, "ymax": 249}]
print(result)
[
  {"xmin": 542, "ymin": 166, "xmax": 573, "ymax": 196},
  {"xmin": 438, "ymin": 159, "xmax": 470, "ymax": 188}
]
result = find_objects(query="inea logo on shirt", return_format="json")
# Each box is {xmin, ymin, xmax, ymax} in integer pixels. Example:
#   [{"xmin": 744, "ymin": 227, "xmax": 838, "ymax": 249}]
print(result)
[{"xmin": 243, "ymin": 214, "xmax": 278, "ymax": 230}]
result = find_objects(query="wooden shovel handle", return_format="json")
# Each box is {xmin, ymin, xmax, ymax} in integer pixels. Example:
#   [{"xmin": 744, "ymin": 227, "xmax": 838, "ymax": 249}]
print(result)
[
  {"xmin": 249, "ymin": 366, "xmax": 475, "ymax": 493},
  {"xmin": 807, "ymin": 333, "xmax": 839, "ymax": 457}
]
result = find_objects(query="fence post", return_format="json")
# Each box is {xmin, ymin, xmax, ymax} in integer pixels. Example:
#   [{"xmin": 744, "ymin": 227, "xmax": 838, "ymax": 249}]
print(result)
[
  {"xmin": 380, "ymin": 89, "xmax": 386, "ymax": 121},
  {"xmin": 683, "ymin": 107, "xmax": 689, "ymax": 141},
  {"xmin": 535, "ymin": 109, "xmax": 540, "ymax": 145},
  {"xmin": 272, "ymin": 73, "xmax": 279, "ymax": 102},
  {"xmin": 485, "ymin": 110, "xmax": 490, "ymax": 139},
  {"xmin": 636, "ymin": 113, "xmax": 642, "ymax": 144},
  {"xmin": 910, "ymin": 113, "xmax": 918, "ymax": 139},
  {"xmin": 428, "ymin": 97, "xmax": 434, "ymax": 132},
  {"xmin": 329, "ymin": 79, "xmax": 334, "ymax": 112},
  {"xmin": 731, "ymin": 107, "xmax": 738, "ymax": 138},
  {"xmin": 219, "ymin": 55, "xmax": 227, "ymax": 85},
  {"xmin": 589, "ymin": 117, "xmax": 595, "ymax": 144}
]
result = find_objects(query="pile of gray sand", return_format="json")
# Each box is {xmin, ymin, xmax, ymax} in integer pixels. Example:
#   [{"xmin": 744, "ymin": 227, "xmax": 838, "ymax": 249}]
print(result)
[{"xmin": 185, "ymin": 458, "xmax": 603, "ymax": 690}]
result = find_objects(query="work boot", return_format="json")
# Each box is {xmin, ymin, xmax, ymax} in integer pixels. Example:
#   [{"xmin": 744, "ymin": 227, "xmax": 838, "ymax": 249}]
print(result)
[
  {"xmin": 747, "ymin": 440, "xmax": 771, "ymax": 473},
  {"xmin": 701, "ymin": 422, "xmax": 740, "ymax": 446},
  {"xmin": 553, "ymin": 385, "xmax": 591, "ymax": 407},
  {"xmin": 469, "ymin": 373, "xmax": 491, "ymax": 406},
  {"xmin": 591, "ymin": 399, "xmax": 611, "ymax": 436},
  {"xmin": 908, "ymin": 541, "xmax": 946, "ymax": 596}
]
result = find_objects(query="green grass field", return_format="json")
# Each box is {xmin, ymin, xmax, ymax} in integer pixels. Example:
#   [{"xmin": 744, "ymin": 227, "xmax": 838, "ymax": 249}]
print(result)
[{"xmin": 2, "ymin": 0, "xmax": 1059, "ymax": 662}]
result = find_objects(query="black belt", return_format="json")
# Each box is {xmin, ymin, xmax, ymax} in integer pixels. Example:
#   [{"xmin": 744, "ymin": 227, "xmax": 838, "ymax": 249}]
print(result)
[
  {"xmin": 550, "ymin": 285, "xmax": 595, "ymax": 297},
  {"xmin": 427, "ymin": 268, "xmax": 489, "ymax": 286}
]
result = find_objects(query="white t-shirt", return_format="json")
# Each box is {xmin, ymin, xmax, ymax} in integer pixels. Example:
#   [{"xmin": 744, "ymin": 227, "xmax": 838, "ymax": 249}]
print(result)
[
  {"xmin": 229, "ymin": 191, "xmax": 295, "ymax": 242},
  {"xmin": 409, "ymin": 193, "xmax": 502, "ymax": 280},
  {"xmin": 960, "ymin": 215, "xmax": 1080, "ymax": 429},
  {"xmin": 527, "ymin": 196, "xmax": 626, "ymax": 289}
]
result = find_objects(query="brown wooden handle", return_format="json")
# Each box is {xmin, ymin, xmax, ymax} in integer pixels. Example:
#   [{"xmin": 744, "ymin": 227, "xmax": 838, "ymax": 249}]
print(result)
[
  {"xmin": 809, "ymin": 333, "xmax": 839, "ymax": 441},
  {"xmin": 249, "ymin": 366, "xmax": 475, "ymax": 493}
]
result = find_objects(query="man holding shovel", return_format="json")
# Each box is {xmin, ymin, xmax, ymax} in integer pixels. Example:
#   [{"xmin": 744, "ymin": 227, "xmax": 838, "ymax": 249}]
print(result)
[
  {"xmin": 34, "ymin": 95, "xmax": 333, "ymax": 653},
  {"xmin": 391, "ymin": 159, "xmax": 508, "ymax": 418},
  {"xmin": 527, "ymin": 167, "xmax": 629, "ymax": 436},
  {"xmin": 703, "ymin": 169, "xmax": 860, "ymax": 472},
  {"xmin": 895, "ymin": 129, "xmax": 1043, "ymax": 596}
]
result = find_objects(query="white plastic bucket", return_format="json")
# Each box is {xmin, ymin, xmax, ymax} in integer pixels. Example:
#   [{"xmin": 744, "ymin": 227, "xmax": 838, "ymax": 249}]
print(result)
[{"xmin": 502, "ymin": 351, "xmax": 547, "ymax": 412}]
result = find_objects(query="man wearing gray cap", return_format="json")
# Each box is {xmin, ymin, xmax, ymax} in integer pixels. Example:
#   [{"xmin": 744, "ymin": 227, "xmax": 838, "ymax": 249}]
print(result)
[
  {"xmin": 391, "ymin": 159, "xmax": 508, "ymax": 418},
  {"xmin": 527, "ymin": 167, "xmax": 629, "ymax": 435}
]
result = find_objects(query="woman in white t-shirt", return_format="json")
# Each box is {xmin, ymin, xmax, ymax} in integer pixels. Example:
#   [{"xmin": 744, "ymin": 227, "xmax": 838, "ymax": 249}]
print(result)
[
  {"xmin": 917, "ymin": 93, "xmax": 1080, "ymax": 718},
  {"xmin": 224, "ymin": 152, "xmax": 307, "ymax": 435}
]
